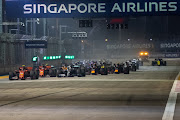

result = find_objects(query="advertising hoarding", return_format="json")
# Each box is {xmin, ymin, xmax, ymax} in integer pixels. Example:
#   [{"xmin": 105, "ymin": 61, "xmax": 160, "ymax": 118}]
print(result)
[{"xmin": 6, "ymin": 0, "xmax": 180, "ymax": 18}]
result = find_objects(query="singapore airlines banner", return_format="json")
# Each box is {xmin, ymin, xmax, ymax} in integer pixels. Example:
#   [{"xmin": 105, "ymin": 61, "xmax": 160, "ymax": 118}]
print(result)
[{"xmin": 6, "ymin": 0, "xmax": 179, "ymax": 18}]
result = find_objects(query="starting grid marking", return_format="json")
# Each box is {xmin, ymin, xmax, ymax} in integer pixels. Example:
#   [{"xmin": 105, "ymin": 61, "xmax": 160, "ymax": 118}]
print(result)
[{"xmin": 162, "ymin": 72, "xmax": 180, "ymax": 120}]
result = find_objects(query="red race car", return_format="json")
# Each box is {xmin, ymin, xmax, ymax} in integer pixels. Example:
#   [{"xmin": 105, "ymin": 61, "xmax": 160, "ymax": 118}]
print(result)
[
  {"xmin": 9, "ymin": 65, "xmax": 39, "ymax": 80},
  {"xmin": 39, "ymin": 65, "xmax": 57, "ymax": 77}
]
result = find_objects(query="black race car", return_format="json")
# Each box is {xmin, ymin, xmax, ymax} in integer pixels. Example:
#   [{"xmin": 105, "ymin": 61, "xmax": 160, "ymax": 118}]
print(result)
[{"xmin": 152, "ymin": 58, "xmax": 167, "ymax": 66}]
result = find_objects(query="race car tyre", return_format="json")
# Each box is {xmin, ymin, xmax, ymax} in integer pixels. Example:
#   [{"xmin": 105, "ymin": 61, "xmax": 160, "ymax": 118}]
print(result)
[
  {"xmin": 77, "ymin": 67, "xmax": 86, "ymax": 77},
  {"xmin": 111, "ymin": 69, "xmax": 114, "ymax": 74},
  {"xmin": 100, "ymin": 68, "xmax": 103, "ymax": 75},
  {"xmin": 124, "ymin": 67, "xmax": 130, "ymax": 74},
  {"xmin": 86, "ymin": 68, "xmax": 91, "ymax": 75},
  {"xmin": 124, "ymin": 71, "xmax": 129, "ymax": 74},
  {"xmin": 49, "ymin": 69, "xmax": 56, "ymax": 77},
  {"xmin": 132, "ymin": 66, "xmax": 136, "ymax": 71},
  {"xmin": 24, "ymin": 72, "xmax": 28, "ymax": 80},
  {"xmin": 30, "ymin": 71, "xmax": 35, "ymax": 80},
  {"xmin": 152, "ymin": 61, "xmax": 156, "ymax": 66},
  {"xmin": 49, "ymin": 69, "xmax": 53, "ymax": 77},
  {"xmin": 104, "ymin": 69, "xmax": 108, "ymax": 75},
  {"xmin": 82, "ymin": 73, "xmax": 86, "ymax": 77},
  {"xmin": 56, "ymin": 70, "xmax": 60, "ymax": 77},
  {"xmin": 35, "ymin": 70, "xmax": 39, "ymax": 79},
  {"xmin": 54, "ymin": 69, "xmax": 57, "ymax": 77},
  {"xmin": 16, "ymin": 73, "xmax": 19, "ymax": 80},
  {"xmin": 9, "ymin": 72, "xmax": 14, "ymax": 80},
  {"xmin": 77, "ymin": 68, "xmax": 82, "ymax": 77},
  {"xmin": 119, "ymin": 67, "xmax": 123, "ymax": 73},
  {"xmin": 77, "ymin": 68, "xmax": 80, "ymax": 73},
  {"xmin": 82, "ymin": 69, "xmax": 86, "ymax": 77},
  {"xmin": 164, "ymin": 61, "xmax": 167, "ymax": 66},
  {"xmin": 100, "ymin": 68, "xmax": 108, "ymax": 75},
  {"xmin": 101, "ymin": 72, "xmax": 108, "ymax": 75},
  {"xmin": 81, "ymin": 69, "xmax": 86, "ymax": 77}
]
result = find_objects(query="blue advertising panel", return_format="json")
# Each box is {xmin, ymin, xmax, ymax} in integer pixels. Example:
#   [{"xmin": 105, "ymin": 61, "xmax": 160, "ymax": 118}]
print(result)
[
  {"xmin": 25, "ymin": 40, "xmax": 47, "ymax": 48},
  {"xmin": 6, "ymin": 0, "xmax": 180, "ymax": 18}
]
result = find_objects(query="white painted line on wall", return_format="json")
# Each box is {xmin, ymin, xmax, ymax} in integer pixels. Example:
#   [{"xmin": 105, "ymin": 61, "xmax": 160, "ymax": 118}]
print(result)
[{"xmin": 162, "ymin": 72, "xmax": 180, "ymax": 120}]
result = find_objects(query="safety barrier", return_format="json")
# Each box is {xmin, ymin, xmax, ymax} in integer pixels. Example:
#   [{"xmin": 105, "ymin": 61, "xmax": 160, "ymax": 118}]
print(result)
[{"xmin": 0, "ymin": 33, "xmax": 62, "ymax": 75}]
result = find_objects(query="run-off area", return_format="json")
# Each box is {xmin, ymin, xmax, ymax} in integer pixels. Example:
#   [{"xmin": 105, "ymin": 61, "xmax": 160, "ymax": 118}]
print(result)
[{"xmin": 0, "ymin": 65, "xmax": 179, "ymax": 120}]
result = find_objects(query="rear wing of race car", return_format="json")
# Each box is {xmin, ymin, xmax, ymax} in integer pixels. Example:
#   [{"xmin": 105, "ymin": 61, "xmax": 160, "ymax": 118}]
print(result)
[
  {"xmin": 39, "ymin": 66, "xmax": 52, "ymax": 69},
  {"xmin": 19, "ymin": 67, "xmax": 33, "ymax": 70},
  {"xmin": 46, "ymin": 66, "xmax": 51, "ymax": 69},
  {"xmin": 26, "ymin": 67, "xmax": 33, "ymax": 70}
]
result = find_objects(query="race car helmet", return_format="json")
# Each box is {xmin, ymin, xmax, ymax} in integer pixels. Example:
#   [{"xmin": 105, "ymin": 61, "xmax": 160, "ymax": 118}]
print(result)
[{"xmin": 51, "ymin": 65, "xmax": 54, "ymax": 68}]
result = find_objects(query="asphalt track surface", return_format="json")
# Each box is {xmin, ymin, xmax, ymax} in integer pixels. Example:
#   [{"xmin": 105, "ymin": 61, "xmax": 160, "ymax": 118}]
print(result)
[{"xmin": 0, "ymin": 65, "xmax": 180, "ymax": 120}]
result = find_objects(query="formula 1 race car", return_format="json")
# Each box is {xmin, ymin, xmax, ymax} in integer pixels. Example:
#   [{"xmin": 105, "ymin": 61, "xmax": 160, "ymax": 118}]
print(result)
[
  {"xmin": 57, "ymin": 65, "xmax": 86, "ymax": 77},
  {"xmin": 100, "ymin": 65, "xmax": 108, "ymax": 75},
  {"xmin": 9, "ymin": 65, "xmax": 39, "ymax": 80},
  {"xmin": 152, "ymin": 58, "xmax": 167, "ymax": 66},
  {"xmin": 39, "ymin": 65, "xmax": 50, "ymax": 77},
  {"xmin": 39, "ymin": 65, "xmax": 56, "ymax": 77},
  {"xmin": 85, "ymin": 67, "xmax": 91, "ymax": 75},
  {"xmin": 123, "ymin": 66, "xmax": 130, "ymax": 74},
  {"xmin": 131, "ymin": 62, "xmax": 137, "ymax": 71},
  {"xmin": 114, "ymin": 67, "xmax": 120, "ymax": 74},
  {"xmin": 91, "ymin": 68, "xmax": 97, "ymax": 75},
  {"xmin": 114, "ymin": 65, "xmax": 129, "ymax": 74},
  {"xmin": 127, "ymin": 60, "xmax": 137, "ymax": 72},
  {"xmin": 73, "ymin": 65, "xmax": 86, "ymax": 77},
  {"xmin": 56, "ymin": 66, "xmax": 68, "ymax": 77},
  {"xmin": 114, "ymin": 63, "xmax": 127, "ymax": 74},
  {"xmin": 107, "ymin": 66, "xmax": 115, "ymax": 74}
]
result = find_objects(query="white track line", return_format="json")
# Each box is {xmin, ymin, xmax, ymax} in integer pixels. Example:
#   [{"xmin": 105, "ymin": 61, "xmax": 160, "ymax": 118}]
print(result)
[
  {"xmin": 0, "ymin": 79, "xmax": 172, "ymax": 84},
  {"xmin": 162, "ymin": 72, "xmax": 180, "ymax": 120}
]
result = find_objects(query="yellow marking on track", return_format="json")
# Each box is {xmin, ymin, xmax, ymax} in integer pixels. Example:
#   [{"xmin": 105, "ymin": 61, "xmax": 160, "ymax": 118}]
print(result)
[{"xmin": 0, "ymin": 75, "xmax": 8, "ymax": 79}]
